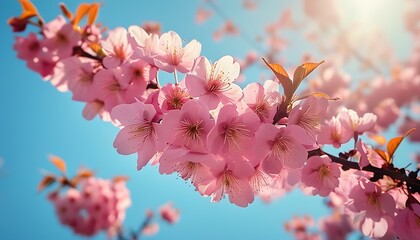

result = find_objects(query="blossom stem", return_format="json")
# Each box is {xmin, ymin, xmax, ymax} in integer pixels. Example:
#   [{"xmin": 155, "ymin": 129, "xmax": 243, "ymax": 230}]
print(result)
[
  {"xmin": 28, "ymin": 20, "xmax": 42, "ymax": 28},
  {"xmin": 133, "ymin": 215, "xmax": 153, "ymax": 240},
  {"xmin": 72, "ymin": 46, "xmax": 103, "ymax": 62},
  {"xmin": 174, "ymin": 70, "xmax": 179, "ymax": 85}
]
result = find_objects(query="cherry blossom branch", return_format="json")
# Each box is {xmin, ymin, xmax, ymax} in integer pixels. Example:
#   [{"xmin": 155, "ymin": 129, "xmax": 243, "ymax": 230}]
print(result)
[
  {"xmin": 133, "ymin": 214, "xmax": 153, "ymax": 240},
  {"xmin": 72, "ymin": 46, "xmax": 103, "ymax": 62},
  {"xmin": 308, "ymin": 148, "xmax": 420, "ymax": 192}
]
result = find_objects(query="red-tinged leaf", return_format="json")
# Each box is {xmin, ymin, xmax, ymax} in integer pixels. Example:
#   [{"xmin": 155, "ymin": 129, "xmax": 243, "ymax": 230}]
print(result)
[
  {"xmin": 18, "ymin": 0, "xmax": 39, "ymax": 19},
  {"xmin": 292, "ymin": 61, "xmax": 324, "ymax": 93},
  {"xmin": 38, "ymin": 175, "xmax": 56, "ymax": 191},
  {"xmin": 48, "ymin": 155, "xmax": 67, "ymax": 174},
  {"xmin": 112, "ymin": 176, "xmax": 129, "ymax": 183},
  {"xmin": 387, "ymin": 128, "xmax": 415, "ymax": 161},
  {"xmin": 72, "ymin": 3, "xmax": 91, "ymax": 26},
  {"xmin": 59, "ymin": 3, "xmax": 73, "ymax": 20},
  {"xmin": 295, "ymin": 92, "xmax": 340, "ymax": 101},
  {"xmin": 87, "ymin": 3, "xmax": 100, "ymax": 26},
  {"xmin": 262, "ymin": 58, "xmax": 293, "ymax": 94},
  {"xmin": 8, "ymin": 17, "xmax": 29, "ymax": 32},
  {"xmin": 374, "ymin": 148, "xmax": 390, "ymax": 164}
]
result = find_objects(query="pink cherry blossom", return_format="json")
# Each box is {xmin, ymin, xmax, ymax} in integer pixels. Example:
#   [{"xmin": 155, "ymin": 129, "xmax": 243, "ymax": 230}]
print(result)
[
  {"xmin": 158, "ymin": 150, "xmax": 213, "ymax": 188},
  {"xmin": 196, "ymin": 157, "xmax": 255, "ymax": 207},
  {"xmin": 373, "ymin": 98, "xmax": 400, "ymax": 129},
  {"xmin": 348, "ymin": 180, "xmax": 396, "ymax": 238},
  {"xmin": 318, "ymin": 213, "xmax": 353, "ymax": 240},
  {"xmin": 93, "ymin": 68, "xmax": 133, "ymax": 112},
  {"xmin": 128, "ymin": 25, "xmax": 160, "ymax": 65},
  {"xmin": 144, "ymin": 90, "xmax": 164, "ymax": 122},
  {"xmin": 285, "ymin": 215, "xmax": 321, "ymax": 240},
  {"xmin": 142, "ymin": 222, "xmax": 159, "ymax": 236},
  {"xmin": 399, "ymin": 116, "xmax": 420, "ymax": 142},
  {"xmin": 156, "ymin": 99, "xmax": 214, "ymax": 153},
  {"xmin": 243, "ymin": 0, "xmax": 258, "ymax": 10},
  {"xmin": 288, "ymin": 96, "xmax": 328, "ymax": 141},
  {"xmin": 195, "ymin": 8, "xmax": 213, "ymax": 24},
  {"xmin": 394, "ymin": 203, "xmax": 420, "ymax": 239},
  {"xmin": 186, "ymin": 56, "xmax": 242, "ymax": 109},
  {"xmin": 237, "ymin": 51, "xmax": 258, "ymax": 71},
  {"xmin": 26, "ymin": 50, "xmax": 57, "ymax": 79},
  {"xmin": 43, "ymin": 23, "xmax": 81, "ymax": 59},
  {"xmin": 159, "ymin": 202, "xmax": 180, "ymax": 224},
  {"xmin": 358, "ymin": 216, "xmax": 393, "ymax": 239},
  {"xmin": 101, "ymin": 27, "xmax": 133, "ymax": 69},
  {"xmin": 356, "ymin": 139, "xmax": 370, "ymax": 168},
  {"xmin": 51, "ymin": 56, "xmax": 96, "ymax": 98},
  {"xmin": 254, "ymin": 124, "xmax": 315, "ymax": 174},
  {"xmin": 213, "ymin": 21, "xmax": 239, "ymax": 41},
  {"xmin": 82, "ymin": 100, "xmax": 111, "ymax": 121},
  {"xmin": 206, "ymin": 104, "xmax": 260, "ymax": 157},
  {"xmin": 42, "ymin": 15, "xmax": 66, "ymax": 38},
  {"xmin": 303, "ymin": 0, "xmax": 340, "ymax": 29},
  {"xmin": 13, "ymin": 33, "xmax": 42, "ymax": 61},
  {"xmin": 339, "ymin": 108, "xmax": 377, "ymax": 135},
  {"xmin": 154, "ymin": 31, "xmax": 201, "ymax": 73},
  {"xmin": 242, "ymin": 80, "xmax": 281, "ymax": 123},
  {"xmin": 328, "ymin": 169, "xmax": 363, "ymax": 209},
  {"xmin": 301, "ymin": 155, "xmax": 340, "ymax": 197},
  {"xmin": 258, "ymin": 167, "xmax": 301, "ymax": 202},
  {"xmin": 317, "ymin": 114, "xmax": 353, "ymax": 148},
  {"xmin": 111, "ymin": 101, "xmax": 159, "ymax": 170},
  {"xmin": 121, "ymin": 59, "xmax": 157, "ymax": 101},
  {"xmin": 158, "ymin": 83, "xmax": 191, "ymax": 113}
]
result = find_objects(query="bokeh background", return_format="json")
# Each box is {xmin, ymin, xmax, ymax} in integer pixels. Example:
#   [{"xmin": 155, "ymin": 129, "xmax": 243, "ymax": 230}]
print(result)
[{"xmin": 0, "ymin": 0, "xmax": 417, "ymax": 239}]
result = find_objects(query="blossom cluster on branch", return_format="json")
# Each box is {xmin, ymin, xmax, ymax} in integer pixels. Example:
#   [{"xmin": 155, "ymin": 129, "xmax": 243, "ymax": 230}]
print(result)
[
  {"xmin": 38, "ymin": 155, "xmax": 179, "ymax": 239},
  {"xmin": 9, "ymin": 0, "xmax": 420, "ymax": 239}
]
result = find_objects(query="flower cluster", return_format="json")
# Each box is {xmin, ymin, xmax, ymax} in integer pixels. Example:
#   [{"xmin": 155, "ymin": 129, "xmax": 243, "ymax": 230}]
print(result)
[
  {"xmin": 10, "ymin": 1, "xmax": 420, "ymax": 239},
  {"xmin": 37, "ymin": 155, "xmax": 131, "ymax": 237},
  {"xmin": 48, "ymin": 177, "xmax": 131, "ymax": 236},
  {"xmin": 284, "ymin": 213, "xmax": 354, "ymax": 240}
]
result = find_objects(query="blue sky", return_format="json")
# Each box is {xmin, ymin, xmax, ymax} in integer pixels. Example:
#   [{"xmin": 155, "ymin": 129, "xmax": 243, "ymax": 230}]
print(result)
[{"xmin": 0, "ymin": 0, "xmax": 416, "ymax": 239}]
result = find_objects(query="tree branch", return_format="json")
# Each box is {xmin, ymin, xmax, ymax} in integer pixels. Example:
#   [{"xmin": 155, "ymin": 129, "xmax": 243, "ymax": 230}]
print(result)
[{"xmin": 308, "ymin": 149, "xmax": 420, "ymax": 193}]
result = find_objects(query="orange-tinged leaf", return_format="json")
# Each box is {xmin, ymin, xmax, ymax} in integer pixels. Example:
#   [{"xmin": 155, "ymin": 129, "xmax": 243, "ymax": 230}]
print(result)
[
  {"xmin": 71, "ymin": 169, "xmax": 94, "ymax": 186},
  {"xmin": 387, "ymin": 128, "xmax": 415, "ymax": 162},
  {"xmin": 368, "ymin": 134, "xmax": 387, "ymax": 146},
  {"xmin": 296, "ymin": 92, "xmax": 339, "ymax": 101},
  {"xmin": 292, "ymin": 61, "xmax": 324, "ymax": 91},
  {"xmin": 262, "ymin": 58, "xmax": 292, "ymax": 94},
  {"xmin": 59, "ymin": 3, "xmax": 73, "ymax": 20},
  {"xmin": 89, "ymin": 42, "xmax": 102, "ymax": 53},
  {"xmin": 374, "ymin": 148, "xmax": 390, "ymax": 164},
  {"xmin": 48, "ymin": 155, "xmax": 67, "ymax": 174},
  {"xmin": 38, "ymin": 175, "xmax": 56, "ymax": 191},
  {"xmin": 112, "ymin": 176, "xmax": 129, "ymax": 183},
  {"xmin": 18, "ymin": 0, "xmax": 39, "ymax": 19},
  {"xmin": 77, "ymin": 169, "xmax": 94, "ymax": 178},
  {"xmin": 87, "ymin": 3, "xmax": 100, "ymax": 26},
  {"xmin": 72, "ymin": 3, "xmax": 91, "ymax": 26},
  {"xmin": 262, "ymin": 58, "xmax": 289, "ymax": 78}
]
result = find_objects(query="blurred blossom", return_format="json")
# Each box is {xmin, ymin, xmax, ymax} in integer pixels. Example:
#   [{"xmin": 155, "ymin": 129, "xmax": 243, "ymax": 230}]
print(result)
[{"xmin": 159, "ymin": 202, "xmax": 180, "ymax": 224}]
